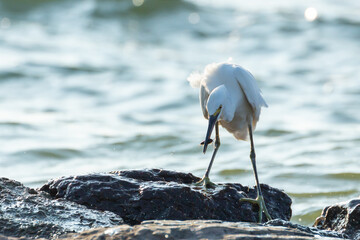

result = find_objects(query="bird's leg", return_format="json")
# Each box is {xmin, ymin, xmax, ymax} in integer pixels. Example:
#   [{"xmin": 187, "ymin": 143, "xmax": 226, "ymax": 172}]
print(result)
[
  {"xmin": 240, "ymin": 124, "xmax": 272, "ymax": 223},
  {"xmin": 196, "ymin": 122, "xmax": 220, "ymax": 188}
]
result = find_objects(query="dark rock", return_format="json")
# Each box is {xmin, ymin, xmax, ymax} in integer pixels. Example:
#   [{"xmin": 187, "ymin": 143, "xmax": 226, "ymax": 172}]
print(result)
[
  {"xmin": 0, "ymin": 177, "xmax": 123, "ymax": 239},
  {"xmin": 267, "ymin": 219, "xmax": 345, "ymax": 239},
  {"xmin": 40, "ymin": 168, "xmax": 292, "ymax": 225},
  {"xmin": 314, "ymin": 198, "xmax": 360, "ymax": 240},
  {"xmin": 60, "ymin": 220, "xmax": 344, "ymax": 240}
]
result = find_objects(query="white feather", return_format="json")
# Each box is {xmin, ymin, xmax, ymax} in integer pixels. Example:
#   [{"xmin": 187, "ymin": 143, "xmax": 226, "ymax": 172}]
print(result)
[
  {"xmin": 233, "ymin": 65, "xmax": 268, "ymax": 123},
  {"xmin": 187, "ymin": 71, "xmax": 203, "ymax": 88}
]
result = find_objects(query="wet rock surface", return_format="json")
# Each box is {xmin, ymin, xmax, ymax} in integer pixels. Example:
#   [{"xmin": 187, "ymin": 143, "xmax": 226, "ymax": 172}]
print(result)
[
  {"xmin": 267, "ymin": 219, "xmax": 345, "ymax": 239},
  {"xmin": 40, "ymin": 169, "xmax": 292, "ymax": 225},
  {"xmin": 314, "ymin": 198, "xmax": 360, "ymax": 240},
  {"xmin": 59, "ymin": 220, "xmax": 344, "ymax": 240},
  {"xmin": 0, "ymin": 177, "xmax": 123, "ymax": 239}
]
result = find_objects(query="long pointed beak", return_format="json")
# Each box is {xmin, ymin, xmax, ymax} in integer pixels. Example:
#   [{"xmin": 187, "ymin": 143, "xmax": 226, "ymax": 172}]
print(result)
[{"xmin": 203, "ymin": 114, "xmax": 217, "ymax": 154}]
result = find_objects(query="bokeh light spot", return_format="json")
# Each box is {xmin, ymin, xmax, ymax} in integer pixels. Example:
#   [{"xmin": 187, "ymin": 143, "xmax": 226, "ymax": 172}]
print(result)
[
  {"xmin": 304, "ymin": 7, "xmax": 318, "ymax": 22},
  {"xmin": 188, "ymin": 12, "xmax": 200, "ymax": 25},
  {"xmin": 132, "ymin": 0, "xmax": 144, "ymax": 7},
  {"xmin": 1, "ymin": 17, "xmax": 11, "ymax": 29}
]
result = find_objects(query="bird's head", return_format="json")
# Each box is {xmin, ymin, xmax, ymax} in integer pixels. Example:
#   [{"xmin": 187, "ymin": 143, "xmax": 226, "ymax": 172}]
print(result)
[{"xmin": 202, "ymin": 85, "xmax": 234, "ymax": 153}]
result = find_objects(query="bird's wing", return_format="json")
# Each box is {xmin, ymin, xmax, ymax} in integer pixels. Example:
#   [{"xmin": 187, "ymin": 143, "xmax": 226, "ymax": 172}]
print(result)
[
  {"xmin": 200, "ymin": 84, "xmax": 209, "ymax": 119},
  {"xmin": 234, "ymin": 66, "xmax": 268, "ymax": 120}
]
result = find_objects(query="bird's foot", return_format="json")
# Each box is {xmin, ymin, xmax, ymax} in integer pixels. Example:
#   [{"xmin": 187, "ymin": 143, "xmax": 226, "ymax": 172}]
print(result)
[
  {"xmin": 194, "ymin": 176, "xmax": 217, "ymax": 188},
  {"xmin": 240, "ymin": 194, "xmax": 272, "ymax": 223}
]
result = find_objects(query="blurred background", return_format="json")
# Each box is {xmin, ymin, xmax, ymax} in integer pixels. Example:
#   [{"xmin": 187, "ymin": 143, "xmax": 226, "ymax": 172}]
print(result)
[{"xmin": 0, "ymin": 0, "xmax": 359, "ymax": 225}]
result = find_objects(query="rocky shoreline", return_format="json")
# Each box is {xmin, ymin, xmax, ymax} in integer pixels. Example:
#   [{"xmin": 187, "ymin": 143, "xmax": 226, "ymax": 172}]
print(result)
[{"xmin": 0, "ymin": 169, "xmax": 358, "ymax": 239}]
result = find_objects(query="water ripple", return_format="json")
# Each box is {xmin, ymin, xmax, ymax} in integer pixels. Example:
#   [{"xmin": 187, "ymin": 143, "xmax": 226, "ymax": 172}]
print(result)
[
  {"xmin": 288, "ymin": 189, "xmax": 358, "ymax": 198},
  {"xmin": 11, "ymin": 148, "xmax": 84, "ymax": 160},
  {"xmin": 326, "ymin": 172, "xmax": 360, "ymax": 180},
  {"xmin": 218, "ymin": 168, "xmax": 251, "ymax": 176}
]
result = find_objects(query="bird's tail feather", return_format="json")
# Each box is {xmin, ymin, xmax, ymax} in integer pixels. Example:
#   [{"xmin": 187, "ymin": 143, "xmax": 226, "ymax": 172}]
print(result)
[{"xmin": 187, "ymin": 71, "xmax": 203, "ymax": 88}]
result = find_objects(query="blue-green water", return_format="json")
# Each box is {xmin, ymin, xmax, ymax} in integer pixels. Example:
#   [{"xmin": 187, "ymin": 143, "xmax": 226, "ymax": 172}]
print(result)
[{"xmin": 1, "ymin": 0, "xmax": 359, "ymax": 226}]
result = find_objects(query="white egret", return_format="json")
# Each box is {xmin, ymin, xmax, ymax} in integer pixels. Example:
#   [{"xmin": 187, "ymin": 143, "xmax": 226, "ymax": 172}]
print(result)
[{"xmin": 188, "ymin": 62, "xmax": 271, "ymax": 222}]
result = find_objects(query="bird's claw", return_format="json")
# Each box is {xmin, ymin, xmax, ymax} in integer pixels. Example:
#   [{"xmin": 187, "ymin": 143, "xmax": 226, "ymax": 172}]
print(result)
[
  {"xmin": 194, "ymin": 176, "xmax": 217, "ymax": 188},
  {"xmin": 240, "ymin": 195, "xmax": 272, "ymax": 223},
  {"xmin": 200, "ymin": 138, "xmax": 213, "ymax": 146}
]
